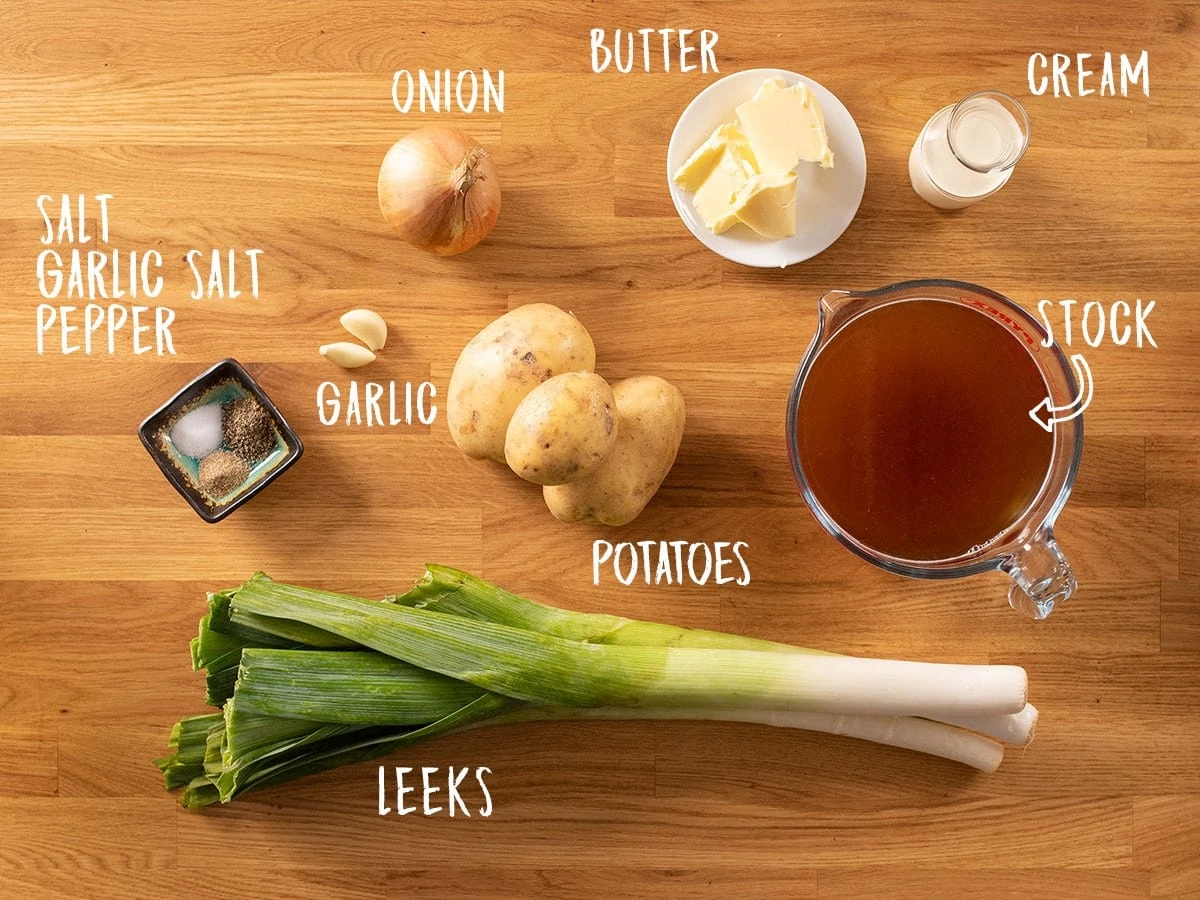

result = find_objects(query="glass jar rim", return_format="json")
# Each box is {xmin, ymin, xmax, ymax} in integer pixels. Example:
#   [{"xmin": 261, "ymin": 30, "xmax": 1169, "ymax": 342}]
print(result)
[{"xmin": 946, "ymin": 90, "xmax": 1031, "ymax": 175}]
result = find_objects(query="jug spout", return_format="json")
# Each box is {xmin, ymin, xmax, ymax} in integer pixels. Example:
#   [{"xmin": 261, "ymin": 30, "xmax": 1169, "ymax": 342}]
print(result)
[
  {"xmin": 1001, "ymin": 528, "xmax": 1076, "ymax": 619},
  {"xmin": 818, "ymin": 289, "xmax": 860, "ymax": 334}
]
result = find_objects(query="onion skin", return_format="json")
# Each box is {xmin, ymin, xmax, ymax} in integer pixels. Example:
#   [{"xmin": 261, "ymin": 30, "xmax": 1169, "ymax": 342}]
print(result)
[{"xmin": 378, "ymin": 127, "xmax": 501, "ymax": 256}]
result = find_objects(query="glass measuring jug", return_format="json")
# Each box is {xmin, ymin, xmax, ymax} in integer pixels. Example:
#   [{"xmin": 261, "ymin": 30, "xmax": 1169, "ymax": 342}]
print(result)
[{"xmin": 786, "ymin": 279, "xmax": 1084, "ymax": 619}]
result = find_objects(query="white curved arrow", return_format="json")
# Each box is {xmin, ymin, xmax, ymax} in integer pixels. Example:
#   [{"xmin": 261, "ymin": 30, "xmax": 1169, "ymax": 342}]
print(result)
[{"xmin": 1029, "ymin": 354, "xmax": 1093, "ymax": 432}]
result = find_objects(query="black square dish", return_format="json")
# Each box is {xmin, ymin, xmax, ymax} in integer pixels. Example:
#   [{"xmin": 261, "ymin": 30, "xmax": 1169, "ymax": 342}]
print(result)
[{"xmin": 138, "ymin": 359, "xmax": 303, "ymax": 523}]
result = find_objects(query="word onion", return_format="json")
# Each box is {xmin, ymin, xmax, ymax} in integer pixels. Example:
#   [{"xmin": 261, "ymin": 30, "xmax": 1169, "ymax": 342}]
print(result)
[{"xmin": 377, "ymin": 126, "xmax": 501, "ymax": 256}]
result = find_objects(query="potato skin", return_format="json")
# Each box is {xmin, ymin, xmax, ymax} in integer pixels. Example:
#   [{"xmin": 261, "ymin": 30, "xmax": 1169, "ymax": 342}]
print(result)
[
  {"xmin": 447, "ymin": 304, "xmax": 596, "ymax": 462},
  {"xmin": 543, "ymin": 375, "xmax": 686, "ymax": 526},
  {"xmin": 504, "ymin": 373, "xmax": 617, "ymax": 486}
]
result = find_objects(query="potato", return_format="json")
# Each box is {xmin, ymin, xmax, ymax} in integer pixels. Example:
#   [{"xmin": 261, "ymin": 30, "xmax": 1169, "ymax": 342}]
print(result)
[
  {"xmin": 543, "ymin": 375, "xmax": 686, "ymax": 526},
  {"xmin": 447, "ymin": 304, "xmax": 596, "ymax": 462},
  {"xmin": 505, "ymin": 372, "xmax": 617, "ymax": 486}
]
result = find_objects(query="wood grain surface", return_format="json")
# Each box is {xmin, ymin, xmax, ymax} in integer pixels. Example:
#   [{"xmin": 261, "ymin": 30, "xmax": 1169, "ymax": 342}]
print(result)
[{"xmin": 2, "ymin": 1, "xmax": 1198, "ymax": 897}]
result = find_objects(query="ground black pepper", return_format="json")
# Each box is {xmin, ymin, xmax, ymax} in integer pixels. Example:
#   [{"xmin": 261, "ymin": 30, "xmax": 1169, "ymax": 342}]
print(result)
[{"xmin": 223, "ymin": 397, "xmax": 277, "ymax": 462}]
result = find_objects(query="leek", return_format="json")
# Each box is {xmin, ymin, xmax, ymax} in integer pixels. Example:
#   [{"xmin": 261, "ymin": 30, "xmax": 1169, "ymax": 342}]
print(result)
[
  {"xmin": 231, "ymin": 576, "xmax": 1026, "ymax": 719},
  {"xmin": 392, "ymin": 565, "xmax": 1038, "ymax": 745},
  {"xmin": 160, "ymin": 568, "xmax": 1036, "ymax": 809},
  {"xmin": 227, "ymin": 647, "xmax": 1005, "ymax": 773}
]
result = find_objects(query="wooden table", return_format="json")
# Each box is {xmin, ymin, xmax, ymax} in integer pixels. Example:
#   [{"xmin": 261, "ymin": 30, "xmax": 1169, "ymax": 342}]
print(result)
[{"xmin": 2, "ymin": 1, "xmax": 1197, "ymax": 896}]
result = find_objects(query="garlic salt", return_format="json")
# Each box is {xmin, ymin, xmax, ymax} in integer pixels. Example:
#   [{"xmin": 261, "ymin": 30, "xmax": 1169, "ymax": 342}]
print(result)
[
  {"xmin": 340, "ymin": 309, "xmax": 388, "ymax": 351},
  {"xmin": 198, "ymin": 450, "xmax": 249, "ymax": 498},
  {"xmin": 320, "ymin": 342, "xmax": 376, "ymax": 369}
]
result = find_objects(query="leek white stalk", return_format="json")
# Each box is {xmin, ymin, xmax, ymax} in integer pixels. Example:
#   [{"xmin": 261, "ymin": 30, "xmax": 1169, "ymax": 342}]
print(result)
[
  {"xmin": 495, "ymin": 706, "xmax": 1005, "ymax": 773},
  {"xmin": 938, "ymin": 704, "xmax": 1039, "ymax": 745}
]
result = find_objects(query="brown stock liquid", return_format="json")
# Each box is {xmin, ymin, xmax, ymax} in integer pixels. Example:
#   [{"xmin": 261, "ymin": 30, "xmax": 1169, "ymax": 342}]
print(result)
[{"xmin": 796, "ymin": 298, "xmax": 1054, "ymax": 562}]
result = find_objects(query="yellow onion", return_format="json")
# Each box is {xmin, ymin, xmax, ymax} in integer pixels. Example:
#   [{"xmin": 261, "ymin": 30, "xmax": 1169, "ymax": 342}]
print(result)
[{"xmin": 377, "ymin": 127, "xmax": 501, "ymax": 256}]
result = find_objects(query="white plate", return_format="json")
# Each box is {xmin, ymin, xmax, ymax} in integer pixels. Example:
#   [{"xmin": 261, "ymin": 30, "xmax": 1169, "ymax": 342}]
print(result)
[{"xmin": 666, "ymin": 68, "xmax": 867, "ymax": 268}]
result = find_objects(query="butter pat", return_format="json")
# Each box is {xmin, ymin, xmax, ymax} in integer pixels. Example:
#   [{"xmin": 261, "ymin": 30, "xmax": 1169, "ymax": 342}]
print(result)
[
  {"xmin": 673, "ymin": 123, "xmax": 756, "ymax": 190},
  {"xmin": 731, "ymin": 173, "xmax": 798, "ymax": 238},
  {"xmin": 735, "ymin": 77, "xmax": 834, "ymax": 172},
  {"xmin": 674, "ymin": 123, "xmax": 758, "ymax": 233}
]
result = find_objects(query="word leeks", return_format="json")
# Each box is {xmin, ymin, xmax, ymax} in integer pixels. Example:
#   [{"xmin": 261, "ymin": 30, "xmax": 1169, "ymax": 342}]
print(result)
[{"xmin": 159, "ymin": 569, "xmax": 1033, "ymax": 808}]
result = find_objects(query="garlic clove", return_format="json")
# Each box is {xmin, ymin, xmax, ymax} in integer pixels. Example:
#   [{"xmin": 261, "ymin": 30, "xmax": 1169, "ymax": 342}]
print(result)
[
  {"xmin": 320, "ymin": 342, "xmax": 377, "ymax": 369},
  {"xmin": 339, "ymin": 308, "xmax": 388, "ymax": 351}
]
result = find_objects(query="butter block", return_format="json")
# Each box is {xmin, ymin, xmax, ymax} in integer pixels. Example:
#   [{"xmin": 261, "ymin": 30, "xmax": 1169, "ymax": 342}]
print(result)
[
  {"xmin": 736, "ymin": 79, "xmax": 834, "ymax": 172},
  {"xmin": 681, "ymin": 126, "xmax": 758, "ymax": 233},
  {"xmin": 731, "ymin": 172, "xmax": 798, "ymax": 238},
  {"xmin": 672, "ymin": 123, "xmax": 756, "ymax": 190}
]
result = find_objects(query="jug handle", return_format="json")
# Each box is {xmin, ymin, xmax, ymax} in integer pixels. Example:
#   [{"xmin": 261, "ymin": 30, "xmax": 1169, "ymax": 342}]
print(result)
[{"xmin": 1000, "ymin": 528, "xmax": 1076, "ymax": 620}]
